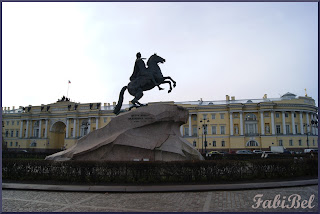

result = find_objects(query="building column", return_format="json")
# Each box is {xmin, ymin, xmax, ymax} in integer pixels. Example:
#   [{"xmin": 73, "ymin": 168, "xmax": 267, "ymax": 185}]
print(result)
[
  {"xmin": 66, "ymin": 118, "xmax": 69, "ymax": 138},
  {"xmin": 88, "ymin": 118, "xmax": 91, "ymax": 134},
  {"xmin": 240, "ymin": 112, "xmax": 244, "ymax": 135},
  {"xmin": 180, "ymin": 125, "xmax": 183, "ymax": 136},
  {"xmin": 189, "ymin": 115, "xmax": 192, "ymax": 137},
  {"xmin": 38, "ymin": 119, "xmax": 42, "ymax": 138},
  {"xmin": 77, "ymin": 119, "xmax": 80, "ymax": 137},
  {"xmin": 73, "ymin": 119, "xmax": 76, "ymax": 138},
  {"xmin": 300, "ymin": 112, "xmax": 304, "ymax": 135},
  {"xmin": 96, "ymin": 117, "xmax": 99, "ymax": 130},
  {"xmin": 306, "ymin": 113, "xmax": 310, "ymax": 133},
  {"xmin": 20, "ymin": 120, "xmax": 23, "ymax": 138},
  {"xmin": 26, "ymin": 120, "xmax": 29, "ymax": 138},
  {"xmin": 282, "ymin": 112, "xmax": 286, "ymax": 135},
  {"xmin": 45, "ymin": 119, "xmax": 48, "ymax": 138},
  {"xmin": 291, "ymin": 112, "xmax": 296, "ymax": 135},
  {"xmin": 260, "ymin": 111, "xmax": 264, "ymax": 135},
  {"xmin": 230, "ymin": 113, "xmax": 233, "ymax": 136},
  {"xmin": 29, "ymin": 120, "xmax": 33, "ymax": 137},
  {"xmin": 271, "ymin": 111, "xmax": 275, "ymax": 135}
]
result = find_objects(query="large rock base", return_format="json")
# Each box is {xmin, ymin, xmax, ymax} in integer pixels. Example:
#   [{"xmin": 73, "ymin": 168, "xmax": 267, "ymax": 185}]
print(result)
[{"xmin": 45, "ymin": 104, "xmax": 204, "ymax": 161}]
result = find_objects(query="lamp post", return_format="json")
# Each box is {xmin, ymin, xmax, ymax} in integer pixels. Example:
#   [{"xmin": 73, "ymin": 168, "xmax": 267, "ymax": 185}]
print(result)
[
  {"xmin": 199, "ymin": 118, "xmax": 210, "ymax": 154},
  {"xmin": 304, "ymin": 119, "xmax": 318, "ymax": 149}
]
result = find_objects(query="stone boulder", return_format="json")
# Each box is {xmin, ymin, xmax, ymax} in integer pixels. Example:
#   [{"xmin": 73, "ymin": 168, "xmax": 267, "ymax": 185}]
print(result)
[{"xmin": 45, "ymin": 104, "xmax": 204, "ymax": 161}]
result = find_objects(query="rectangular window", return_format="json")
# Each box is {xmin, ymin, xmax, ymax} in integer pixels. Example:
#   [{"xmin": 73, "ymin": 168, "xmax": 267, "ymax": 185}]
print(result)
[
  {"xmin": 184, "ymin": 127, "xmax": 189, "ymax": 136},
  {"xmin": 5, "ymin": 130, "xmax": 9, "ymax": 137},
  {"xmin": 24, "ymin": 129, "xmax": 26, "ymax": 137},
  {"xmin": 10, "ymin": 142, "xmax": 12, "ymax": 146},
  {"xmin": 16, "ymin": 131, "xmax": 19, "ymax": 137},
  {"xmin": 193, "ymin": 141, "xmax": 196, "ymax": 147},
  {"xmin": 313, "ymin": 139, "xmax": 315, "ymax": 146},
  {"xmin": 192, "ymin": 126, "xmax": 197, "ymax": 136},
  {"xmin": 7, "ymin": 121, "xmax": 9, "ymax": 125},
  {"xmin": 294, "ymin": 113, "xmax": 297, "ymax": 118},
  {"xmin": 295, "ymin": 125, "xmax": 298, "ymax": 134},
  {"xmin": 17, "ymin": 121, "xmax": 19, "ymax": 125},
  {"xmin": 289, "ymin": 140, "xmax": 293, "ymax": 146},
  {"xmin": 212, "ymin": 141, "xmax": 216, "ymax": 147},
  {"xmin": 15, "ymin": 142, "xmax": 18, "ymax": 147},
  {"xmin": 202, "ymin": 114, "xmax": 207, "ymax": 120},
  {"xmin": 276, "ymin": 125, "xmax": 281, "ymax": 134},
  {"xmin": 71, "ymin": 128, "xmax": 74, "ymax": 137},
  {"xmin": 276, "ymin": 113, "xmax": 280, "ymax": 118},
  {"xmin": 212, "ymin": 126, "xmax": 217, "ymax": 135},
  {"xmin": 220, "ymin": 113, "xmax": 224, "ymax": 119},
  {"xmin": 34, "ymin": 129, "xmax": 39, "ymax": 138},
  {"xmin": 193, "ymin": 115, "xmax": 197, "ymax": 121},
  {"xmin": 211, "ymin": 114, "xmax": 216, "ymax": 119},
  {"xmin": 104, "ymin": 118, "xmax": 107, "ymax": 123},
  {"xmin": 11, "ymin": 131, "xmax": 14, "ymax": 137},
  {"xmin": 221, "ymin": 141, "xmax": 225, "ymax": 147},
  {"xmin": 234, "ymin": 113, "xmax": 239, "ymax": 118},
  {"xmin": 43, "ymin": 129, "xmax": 45, "ymax": 137},
  {"xmin": 264, "ymin": 112, "xmax": 269, "ymax": 117},
  {"xmin": 285, "ymin": 113, "xmax": 289, "ymax": 118},
  {"xmin": 12, "ymin": 121, "xmax": 14, "ymax": 125},
  {"xmin": 220, "ymin": 126, "xmax": 225, "ymax": 135},
  {"xmin": 299, "ymin": 140, "xmax": 302, "ymax": 146},
  {"xmin": 279, "ymin": 140, "xmax": 283, "ymax": 146},
  {"xmin": 286, "ymin": 125, "xmax": 290, "ymax": 134}
]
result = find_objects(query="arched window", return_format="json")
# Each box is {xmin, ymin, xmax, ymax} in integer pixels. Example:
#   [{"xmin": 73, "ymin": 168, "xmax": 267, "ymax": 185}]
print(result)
[
  {"xmin": 245, "ymin": 113, "xmax": 257, "ymax": 121},
  {"xmin": 246, "ymin": 140, "xmax": 259, "ymax": 147}
]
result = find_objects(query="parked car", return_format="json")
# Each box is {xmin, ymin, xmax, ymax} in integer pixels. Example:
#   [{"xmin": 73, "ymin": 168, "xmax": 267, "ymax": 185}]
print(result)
[
  {"xmin": 253, "ymin": 150, "xmax": 263, "ymax": 154},
  {"xmin": 236, "ymin": 150, "xmax": 253, "ymax": 154},
  {"xmin": 262, "ymin": 151, "xmax": 274, "ymax": 154},
  {"xmin": 283, "ymin": 150, "xmax": 292, "ymax": 154},
  {"xmin": 219, "ymin": 151, "xmax": 228, "ymax": 155},
  {"xmin": 304, "ymin": 149, "xmax": 318, "ymax": 154},
  {"xmin": 206, "ymin": 151, "xmax": 222, "ymax": 157},
  {"xmin": 18, "ymin": 150, "xmax": 28, "ymax": 153}
]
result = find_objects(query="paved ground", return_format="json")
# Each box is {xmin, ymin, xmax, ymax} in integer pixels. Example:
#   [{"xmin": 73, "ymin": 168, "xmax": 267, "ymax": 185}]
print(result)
[{"xmin": 2, "ymin": 185, "xmax": 318, "ymax": 212}]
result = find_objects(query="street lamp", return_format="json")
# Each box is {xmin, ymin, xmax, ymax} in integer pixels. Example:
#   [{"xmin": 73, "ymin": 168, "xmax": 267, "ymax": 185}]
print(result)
[
  {"xmin": 304, "ymin": 119, "xmax": 318, "ymax": 149},
  {"xmin": 199, "ymin": 118, "xmax": 210, "ymax": 154}
]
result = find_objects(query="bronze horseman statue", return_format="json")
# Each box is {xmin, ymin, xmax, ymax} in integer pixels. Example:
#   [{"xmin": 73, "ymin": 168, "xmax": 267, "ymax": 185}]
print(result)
[{"xmin": 113, "ymin": 53, "xmax": 176, "ymax": 115}]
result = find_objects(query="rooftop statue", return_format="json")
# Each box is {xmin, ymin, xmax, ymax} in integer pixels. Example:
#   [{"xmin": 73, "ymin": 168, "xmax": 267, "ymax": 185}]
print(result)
[{"xmin": 113, "ymin": 53, "xmax": 176, "ymax": 115}]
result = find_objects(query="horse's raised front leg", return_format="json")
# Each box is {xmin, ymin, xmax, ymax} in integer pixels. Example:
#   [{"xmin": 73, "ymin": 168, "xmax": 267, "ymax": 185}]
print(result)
[
  {"xmin": 161, "ymin": 81, "xmax": 173, "ymax": 93},
  {"xmin": 163, "ymin": 76, "xmax": 176, "ymax": 88}
]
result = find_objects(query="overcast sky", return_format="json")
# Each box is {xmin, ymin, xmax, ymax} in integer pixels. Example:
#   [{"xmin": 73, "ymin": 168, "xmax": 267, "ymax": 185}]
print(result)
[{"xmin": 2, "ymin": 2, "xmax": 318, "ymax": 109}]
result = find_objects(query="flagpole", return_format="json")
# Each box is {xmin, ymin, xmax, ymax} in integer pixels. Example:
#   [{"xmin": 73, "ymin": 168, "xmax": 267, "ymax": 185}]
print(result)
[{"xmin": 67, "ymin": 80, "xmax": 71, "ymax": 98}]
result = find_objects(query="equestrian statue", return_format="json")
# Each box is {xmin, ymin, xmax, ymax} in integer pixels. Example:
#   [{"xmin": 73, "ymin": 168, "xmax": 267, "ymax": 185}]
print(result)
[{"xmin": 113, "ymin": 53, "xmax": 176, "ymax": 115}]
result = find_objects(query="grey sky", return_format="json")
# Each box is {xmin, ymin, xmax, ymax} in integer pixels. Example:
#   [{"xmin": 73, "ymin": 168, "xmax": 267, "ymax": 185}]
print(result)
[{"xmin": 2, "ymin": 2, "xmax": 318, "ymax": 108}]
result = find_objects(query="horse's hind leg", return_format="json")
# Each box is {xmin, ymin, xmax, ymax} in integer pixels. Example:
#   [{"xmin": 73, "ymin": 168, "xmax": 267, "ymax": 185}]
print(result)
[{"xmin": 131, "ymin": 88, "xmax": 144, "ymax": 107}]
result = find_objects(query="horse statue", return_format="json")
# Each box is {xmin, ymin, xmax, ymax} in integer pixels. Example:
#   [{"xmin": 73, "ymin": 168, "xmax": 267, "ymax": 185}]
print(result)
[{"xmin": 113, "ymin": 54, "xmax": 176, "ymax": 115}]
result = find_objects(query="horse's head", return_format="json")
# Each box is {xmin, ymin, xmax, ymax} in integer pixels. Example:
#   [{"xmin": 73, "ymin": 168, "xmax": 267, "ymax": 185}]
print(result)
[{"xmin": 147, "ymin": 53, "xmax": 165, "ymax": 67}]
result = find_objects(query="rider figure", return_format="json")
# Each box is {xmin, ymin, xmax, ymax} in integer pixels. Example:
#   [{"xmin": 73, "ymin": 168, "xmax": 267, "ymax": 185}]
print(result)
[{"xmin": 130, "ymin": 52, "xmax": 163, "ymax": 90}]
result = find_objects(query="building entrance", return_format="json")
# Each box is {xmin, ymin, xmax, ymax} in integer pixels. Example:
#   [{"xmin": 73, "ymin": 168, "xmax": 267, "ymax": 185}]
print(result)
[{"xmin": 49, "ymin": 121, "xmax": 66, "ymax": 150}]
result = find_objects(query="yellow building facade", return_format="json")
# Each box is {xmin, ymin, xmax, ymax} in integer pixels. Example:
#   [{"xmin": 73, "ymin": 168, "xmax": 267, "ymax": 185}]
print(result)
[{"xmin": 2, "ymin": 93, "xmax": 318, "ymax": 153}]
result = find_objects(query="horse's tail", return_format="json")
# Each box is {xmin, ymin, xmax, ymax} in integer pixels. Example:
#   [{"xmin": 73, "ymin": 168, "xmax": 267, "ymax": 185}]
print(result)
[{"xmin": 113, "ymin": 86, "xmax": 127, "ymax": 115}]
